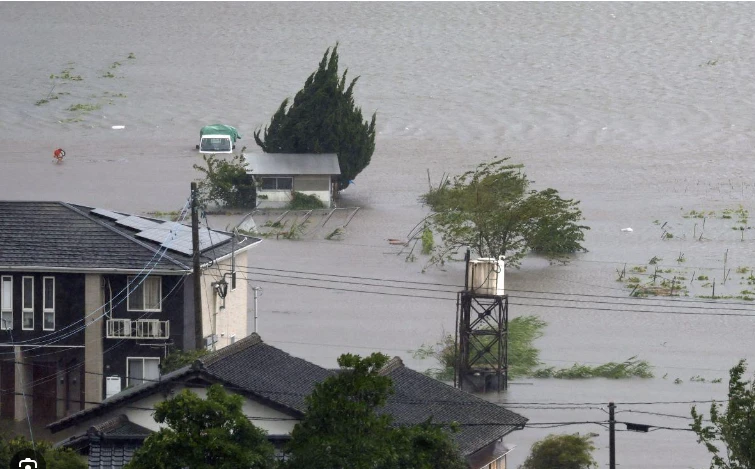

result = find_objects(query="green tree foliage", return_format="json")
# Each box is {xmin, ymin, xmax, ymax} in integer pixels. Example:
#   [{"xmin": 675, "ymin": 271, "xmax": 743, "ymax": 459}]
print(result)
[
  {"xmin": 125, "ymin": 384, "xmax": 276, "ymax": 469},
  {"xmin": 691, "ymin": 359, "xmax": 755, "ymax": 469},
  {"xmin": 193, "ymin": 153, "xmax": 256, "ymax": 208},
  {"xmin": 254, "ymin": 44, "xmax": 377, "ymax": 190},
  {"xmin": 423, "ymin": 158, "xmax": 589, "ymax": 268},
  {"xmin": 519, "ymin": 433, "xmax": 598, "ymax": 469},
  {"xmin": 288, "ymin": 191, "xmax": 325, "ymax": 210},
  {"xmin": 159, "ymin": 347, "xmax": 209, "ymax": 374},
  {"xmin": 283, "ymin": 353, "xmax": 466, "ymax": 469},
  {"xmin": 0, "ymin": 435, "xmax": 86, "ymax": 469}
]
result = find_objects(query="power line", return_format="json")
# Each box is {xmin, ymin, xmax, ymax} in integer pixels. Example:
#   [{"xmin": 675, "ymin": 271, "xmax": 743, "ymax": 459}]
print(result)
[
  {"xmin": 240, "ymin": 265, "xmax": 755, "ymax": 309},
  {"xmin": 238, "ymin": 267, "xmax": 755, "ymax": 313},
  {"xmin": 239, "ymin": 274, "xmax": 755, "ymax": 319}
]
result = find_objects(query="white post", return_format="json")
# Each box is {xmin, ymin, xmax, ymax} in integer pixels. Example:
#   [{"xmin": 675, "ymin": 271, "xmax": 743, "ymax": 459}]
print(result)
[
  {"xmin": 249, "ymin": 287, "xmax": 261, "ymax": 336},
  {"xmin": 254, "ymin": 287, "xmax": 260, "ymax": 334}
]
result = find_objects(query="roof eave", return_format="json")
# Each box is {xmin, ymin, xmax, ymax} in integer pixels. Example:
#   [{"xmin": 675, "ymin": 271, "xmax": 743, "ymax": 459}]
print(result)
[{"xmin": 0, "ymin": 266, "xmax": 188, "ymax": 275}]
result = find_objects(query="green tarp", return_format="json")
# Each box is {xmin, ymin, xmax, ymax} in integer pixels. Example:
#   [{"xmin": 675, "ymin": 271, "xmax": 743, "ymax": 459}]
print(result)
[{"xmin": 200, "ymin": 124, "xmax": 241, "ymax": 142}]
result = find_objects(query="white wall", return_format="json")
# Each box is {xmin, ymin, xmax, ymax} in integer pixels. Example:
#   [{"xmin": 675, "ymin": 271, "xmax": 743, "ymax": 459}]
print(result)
[
  {"xmin": 60, "ymin": 383, "xmax": 299, "ymax": 438},
  {"xmin": 199, "ymin": 251, "xmax": 249, "ymax": 349}
]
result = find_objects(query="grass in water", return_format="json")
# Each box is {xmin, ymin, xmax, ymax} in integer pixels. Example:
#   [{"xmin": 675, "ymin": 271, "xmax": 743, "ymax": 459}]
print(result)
[
  {"xmin": 67, "ymin": 103, "xmax": 101, "ymax": 112},
  {"xmin": 411, "ymin": 315, "xmax": 653, "ymax": 381}
]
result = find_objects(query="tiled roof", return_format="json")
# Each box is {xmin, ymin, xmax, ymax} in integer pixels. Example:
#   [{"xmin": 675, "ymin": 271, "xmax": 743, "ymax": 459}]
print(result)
[
  {"xmin": 50, "ymin": 336, "xmax": 526, "ymax": 457},
  {"xmin": 89, "ymin": 414, "xmax": 152, "ymax": 438},
  {"xmin": 379, "ymin": 357, "xmax": 528, "ymax": 456},
  {"xmin": 88, "ymin": 441, "xmax": 141, "ymax": 469},
  {"xmin": 0, "ymin": 201, "xmax": 261, "ymax": 273},
  {"xmin": 47, "ymin": 366, "xmax": 199, "ymax": 433},
  {"xmin": 202, "ymin": 333, "xmax": 333, "ymax": 414}
]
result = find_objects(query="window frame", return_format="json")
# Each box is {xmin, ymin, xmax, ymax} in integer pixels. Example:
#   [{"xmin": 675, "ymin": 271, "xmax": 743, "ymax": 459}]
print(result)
[
  {"xmin": 126, "ymin": 276, "xmax": 162, "ymax": 312},
  {"xmin": 43, "ymin": 276, "xmax": 55, "ymax": 331},
  {"xmin": 1, "ymin": 276, "xmax": 11, "ymax": 330},
  {"xmin": 126, "ymin": 356, "xmax": 161, "ymax": 388},
  {"xmin": 21, "ymin": 276, "xmax": 34, "ymax": 330},
  {"xmin": 260, "ymin": 177, "xmax": 293, "ymax": 191}
]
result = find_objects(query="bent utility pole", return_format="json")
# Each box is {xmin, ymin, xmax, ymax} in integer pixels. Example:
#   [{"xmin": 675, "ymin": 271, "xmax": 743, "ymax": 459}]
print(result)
[{"xmin": 191, "ymin": 182, "xmax": 203, "ymax": 350}]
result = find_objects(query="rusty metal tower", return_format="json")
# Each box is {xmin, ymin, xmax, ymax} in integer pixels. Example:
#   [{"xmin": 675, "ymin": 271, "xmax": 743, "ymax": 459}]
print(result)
[{"xmin": 454, "ymin": 250, "xmax": 509, "ymax": 392}]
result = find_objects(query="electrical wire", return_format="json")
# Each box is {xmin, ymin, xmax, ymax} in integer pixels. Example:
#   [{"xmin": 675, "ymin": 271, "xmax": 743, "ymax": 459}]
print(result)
[
  {"xmin": 239, "ymin": 265, "xmax": 755, "ymax": 308},
  {"xmin": 237, "ymin": 273, "xmax": 755, "ymax": 319},
  {"xmin": 237, "ymin": 267, "xmax": 755, "ymax": 313}
]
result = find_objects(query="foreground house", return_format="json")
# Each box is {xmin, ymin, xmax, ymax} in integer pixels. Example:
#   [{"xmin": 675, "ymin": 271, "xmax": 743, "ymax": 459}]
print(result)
[
  {"xmin": 244, "ymin": 152, "xmax": 341, "ymax": 207},
  {"xmin": 0, "ymin": 201, "xmax": 261, "ymax": 423},
  {"xmin": 49, "ymin": 334, "xmax": 527, "ymax": 469}
]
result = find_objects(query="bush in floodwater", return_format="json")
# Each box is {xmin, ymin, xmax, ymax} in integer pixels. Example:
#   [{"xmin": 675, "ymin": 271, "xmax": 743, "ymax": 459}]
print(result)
[
  {"xmin": 421, "ymin": 225, "xmax": 434, "ymax": 255},
  {"xmin": 532, "ymin": 356, "xmax": 654, "ymax": 379},
  {"xmin": 412, "ymin": 316, "xmax": 653, "ymax": 381},
  {"xmin": 287, "ymin": 191, "xmax": 325, "ymax": 210}
]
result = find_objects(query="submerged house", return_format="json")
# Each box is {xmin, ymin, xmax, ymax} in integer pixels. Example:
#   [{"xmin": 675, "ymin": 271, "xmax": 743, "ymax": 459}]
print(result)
[
  {"xmin": 244, "ymin": 152, "xmax": 341, "ymax": 208},
  {"xmin": 49, "ymin": 334, "xmax": 527, "ymax": 469},
  {"xmin": 0, "ymin": 201, "xmax": 261, "ymax": 424}
]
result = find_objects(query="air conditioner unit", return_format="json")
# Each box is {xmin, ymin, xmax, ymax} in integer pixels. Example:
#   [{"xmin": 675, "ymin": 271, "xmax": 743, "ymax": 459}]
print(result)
[
  {"xmin": 122, "ymin": 320, "xmax": 132, "ymax": 337},
  {"xmin": 148, "ymin": 321, "xmax": 160, "ymax": 337},
  {"xmin": 106, "ymin": 376, "xmax": 122, "ymax": 399}
]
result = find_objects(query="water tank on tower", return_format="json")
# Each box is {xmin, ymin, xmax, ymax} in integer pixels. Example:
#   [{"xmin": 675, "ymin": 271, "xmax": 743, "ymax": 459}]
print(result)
[{"xmin": 466, "ymin": 256, "xmax": 505, "ymax": 296}]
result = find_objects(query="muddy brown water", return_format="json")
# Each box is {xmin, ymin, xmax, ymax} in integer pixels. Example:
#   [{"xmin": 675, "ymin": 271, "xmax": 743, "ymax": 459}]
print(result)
[{"xmin": 2, "ymin": 3, "xmax": 755, "ymax": 466}]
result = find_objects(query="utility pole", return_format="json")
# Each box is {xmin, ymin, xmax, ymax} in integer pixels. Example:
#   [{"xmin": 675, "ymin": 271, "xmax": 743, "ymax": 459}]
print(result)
[
  {"xmin": 251, "ymin": 287, "xmax": 261, "ymax": 335},
  {"xmin": 191, "ymin": 182, "xmax": 203, "ymax": 351},
  {"xmin": 609, "ymin": 401, "xmax": 616, "ymax": 469}
]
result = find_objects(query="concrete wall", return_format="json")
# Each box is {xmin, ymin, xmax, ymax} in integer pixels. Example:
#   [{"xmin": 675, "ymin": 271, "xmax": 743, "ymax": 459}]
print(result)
[
  {"xmin": 84, "ymin": 274, "xmax": 103, "ymax": 408},
  {"xmin": 200, "ymin": 252, "xmax": 249, "ymax": 350}
]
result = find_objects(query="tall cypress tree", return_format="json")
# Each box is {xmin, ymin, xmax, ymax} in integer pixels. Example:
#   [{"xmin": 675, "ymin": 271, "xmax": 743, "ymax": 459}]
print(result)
[{"xmin": 254, "ymin": 44, "xmax": 377, "ymax": 190}]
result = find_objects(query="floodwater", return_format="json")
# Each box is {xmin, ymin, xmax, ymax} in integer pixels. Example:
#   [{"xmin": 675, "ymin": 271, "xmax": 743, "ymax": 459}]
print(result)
[{"xmin": 2, "ymin": 2, "xmax": 755, "ymax": 467}]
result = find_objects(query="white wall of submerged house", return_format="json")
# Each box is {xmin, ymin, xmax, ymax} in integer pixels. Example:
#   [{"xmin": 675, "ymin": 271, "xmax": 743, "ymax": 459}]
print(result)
[{"xmin": 256, "ymin": 174, "xmax": 334, "ymax": 207}]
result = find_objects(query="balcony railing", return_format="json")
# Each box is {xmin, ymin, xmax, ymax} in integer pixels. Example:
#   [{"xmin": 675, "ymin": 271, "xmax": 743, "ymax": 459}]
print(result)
[{"xmin": 106, "ymin": 319, "xmax": 170, "ymax": 339}]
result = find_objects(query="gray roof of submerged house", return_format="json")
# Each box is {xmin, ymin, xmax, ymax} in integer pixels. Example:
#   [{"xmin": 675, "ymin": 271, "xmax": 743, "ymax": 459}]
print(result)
[
  {"xmin": 49, "ymin": 334, "xmax": 527, "ymax": 457},
  {"xmin": 244, "ymin": 152, "xmax": 340, "ymax": 176},
  {"xmin": 0, "ymin": 201, "xmax": 261, "ymax": 273}
]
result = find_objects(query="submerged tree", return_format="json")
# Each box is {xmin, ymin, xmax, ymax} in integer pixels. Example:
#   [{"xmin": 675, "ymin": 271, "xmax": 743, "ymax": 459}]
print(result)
[
  {"xmin": 520, "ymin": 433, "xmax": 598, "ymax": 469},
  {"xmin": 422, "ymin": 158, "xmax": 589, "ymax": 268},
  {"xmin": 691, "ymin": 359, "xmax": 755, "ymax": 469},
  {"xmin": 193, "ymin": 153, "xmax": 256, "ymax": 208},
  {"xmin": 254, "ymin": 44, "xmax": 377, "ymax": 190}
]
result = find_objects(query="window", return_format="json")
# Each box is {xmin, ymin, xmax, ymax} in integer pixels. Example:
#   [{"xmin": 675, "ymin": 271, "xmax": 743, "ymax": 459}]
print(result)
[
  {"xmin": 43, "ymin": 277, "xmax": 55, "ymax": 330},
  {"xmin": 127, "ymin": 276, "xmax": 161, "ymax": 311},
  {"xmin": 127, "ymin": 357, "xmax": 160, "ymax": 387},
  {"xmin": 260, "ymin": 177, "xmax": 293, "ymax": 190},
  {"xmin": 22, "ymin": 276, "xmax": 33, "ymax": 330},
  {"xmin": 1, "ymin": 276, "xmax": 11, "ymax": 330}
]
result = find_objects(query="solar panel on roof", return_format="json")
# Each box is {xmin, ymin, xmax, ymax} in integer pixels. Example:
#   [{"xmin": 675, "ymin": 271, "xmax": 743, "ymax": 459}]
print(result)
[
  {"xmin": 91, "ymin": 208, "xmax": 126, "ymax": 220},
  {"xmin": 135, "ymin": 226, "xmax": 184, "ymax": 244},
  {"xmin": 116, "ymin": 216, "xmax": 161, "ymax": 231}
]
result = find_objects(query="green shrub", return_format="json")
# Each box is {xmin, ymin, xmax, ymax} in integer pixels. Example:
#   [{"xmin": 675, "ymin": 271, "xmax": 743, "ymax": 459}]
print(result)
[
  {"xmin": 421, "ymin": 226, "xmax": 434, "ymax": 255},
  {"xmin": 288, "ymin": 191, "xmax": 325, "ymax": 210}
]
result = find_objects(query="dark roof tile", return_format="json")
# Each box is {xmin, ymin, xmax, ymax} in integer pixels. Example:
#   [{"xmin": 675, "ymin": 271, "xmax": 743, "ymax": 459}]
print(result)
[{"xmin": 0, "ymin": 201, "xmax": 261, "ymax": 272}]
